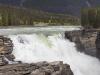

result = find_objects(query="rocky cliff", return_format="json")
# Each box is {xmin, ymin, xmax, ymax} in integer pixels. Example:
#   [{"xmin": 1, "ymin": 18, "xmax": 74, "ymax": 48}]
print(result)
[
  {"xmin": 0, "ymin": 36, "xmax": 14, "ymax": 65},
  {"xmin": 65, "ymin": 29, "xmax": 97, "ymax": 57},
  {"xmin": 95, "ymin": 32, "xmax": 100, "ymax": 59}
]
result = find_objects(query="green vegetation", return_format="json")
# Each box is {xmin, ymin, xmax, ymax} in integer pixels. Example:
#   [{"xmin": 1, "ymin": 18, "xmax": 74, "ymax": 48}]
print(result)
[
  {"xmin": 0, "ymin": 5, "xmax": 80, "ymax": 26},
  {"xmin": 81, "ymin": 8, "xmax": 100, "ymax": 28}
]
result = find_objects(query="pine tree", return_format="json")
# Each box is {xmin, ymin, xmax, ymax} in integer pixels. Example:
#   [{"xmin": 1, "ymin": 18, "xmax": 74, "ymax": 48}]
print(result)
[
  {"xmin": 81, "ymin": 8, "xmax": 89, "ymax": 28},
  {"xmin": 95, "ymin": 8, "xmax": 100, "ymax": 28},
  {"xmin": 88, "ymin": 8, "xmax": 97, "ymax": 28}
]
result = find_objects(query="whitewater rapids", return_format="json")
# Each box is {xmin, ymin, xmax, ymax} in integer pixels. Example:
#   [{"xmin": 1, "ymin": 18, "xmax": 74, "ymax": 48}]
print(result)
[{"xmin": 8, "ymin": 33, "xmax": 100, "ymax": 75}]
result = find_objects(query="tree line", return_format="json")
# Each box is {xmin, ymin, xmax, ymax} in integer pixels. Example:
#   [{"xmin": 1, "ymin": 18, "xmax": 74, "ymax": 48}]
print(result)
[
  {"xmin": 0, "ymin": 5, "xmax": 80, "ymax": 26},
  {"xmin": 81, "ymin": 8, "xmax": 100, "ymax": 28}
]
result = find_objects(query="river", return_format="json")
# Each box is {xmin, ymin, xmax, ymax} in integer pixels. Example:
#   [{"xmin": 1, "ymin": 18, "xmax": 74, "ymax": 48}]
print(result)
[{"xmin": 0, "ymin": 26, "xmax": 100, "ymax": 75}]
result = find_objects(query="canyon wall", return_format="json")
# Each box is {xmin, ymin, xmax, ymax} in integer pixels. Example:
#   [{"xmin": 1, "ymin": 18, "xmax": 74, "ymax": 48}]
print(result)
[{"xmin": 65, "ymin": 30, "xmax": 98, "ymax": 57}]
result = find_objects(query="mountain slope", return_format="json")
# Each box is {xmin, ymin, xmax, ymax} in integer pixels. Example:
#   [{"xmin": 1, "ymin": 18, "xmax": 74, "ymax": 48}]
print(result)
[{"xmin": 0, "ymin": 0, "xmax": 100, "ymax": 16}]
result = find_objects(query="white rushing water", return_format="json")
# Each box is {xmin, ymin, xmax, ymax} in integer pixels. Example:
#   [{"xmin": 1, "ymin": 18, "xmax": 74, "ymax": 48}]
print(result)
[
  {"xmin": 8, "ymin": 33, "xmax": 100, "ymax": 75},
  {"xmin": 0, "ymin": 26, "xmax": 81, "ymax": 35}
]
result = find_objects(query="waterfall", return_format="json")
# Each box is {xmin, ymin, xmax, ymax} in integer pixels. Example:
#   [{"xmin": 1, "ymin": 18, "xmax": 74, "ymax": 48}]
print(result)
[{"xmin": 8, "ymin": 33, "xmax": 100, "ymax": 75}]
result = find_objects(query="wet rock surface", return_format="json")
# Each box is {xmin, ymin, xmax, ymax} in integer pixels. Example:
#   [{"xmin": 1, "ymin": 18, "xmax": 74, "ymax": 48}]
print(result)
[
  {"xmin": 65, "ymin": 30, "xmax": 97, "ymax": 57},
  {"xmin": 0, "ymin": 36, "xmax": 14, "ymax": 65},
  {"xmin": 0, "ymin": 61, "xmax": 73, "ymax": 75},
  {"xmin": 95, "ymin": 32, "xmax": 100, "ymax": 59}
]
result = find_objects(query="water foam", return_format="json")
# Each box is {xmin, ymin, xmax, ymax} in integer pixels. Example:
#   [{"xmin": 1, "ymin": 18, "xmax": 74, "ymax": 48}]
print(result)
[{"xmin": 8, "ymin": 34, "xmax": 100, "ymax": 75}]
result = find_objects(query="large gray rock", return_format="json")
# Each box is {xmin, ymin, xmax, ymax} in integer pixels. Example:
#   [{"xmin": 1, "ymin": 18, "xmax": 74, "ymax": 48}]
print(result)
[
  {"xmin": 0, "ymin": 64, "xmax": 32, "ymax": 75},
  {"xmin": 31, "ymin": 61, "xmax": 73, "ymax": 75},
  {"xmin": 0, "ymin": 36, "xmax": 14, "ymax": 66},
  {"xmin": 0, "ymin": 61, "xmax": 73, "ymax": 75},
  {"xmin": 65, "ymin": 30, "xmax": 97, "ymax": 56},
  {"xmin": 0, "ymin": 55, "xmax": 8, "ymax": 66}
]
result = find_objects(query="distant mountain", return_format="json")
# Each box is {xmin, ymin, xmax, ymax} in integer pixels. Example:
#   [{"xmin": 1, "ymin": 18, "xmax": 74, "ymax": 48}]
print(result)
[{"xmin": 0, "ymin": 0, "xmax": 100, "ymax": 16}]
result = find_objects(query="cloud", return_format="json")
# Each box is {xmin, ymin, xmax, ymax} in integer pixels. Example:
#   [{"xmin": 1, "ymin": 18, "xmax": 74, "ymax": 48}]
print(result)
[{"xmin": 86, "ymin": 1, "xmax": 91, "ymax": 7}]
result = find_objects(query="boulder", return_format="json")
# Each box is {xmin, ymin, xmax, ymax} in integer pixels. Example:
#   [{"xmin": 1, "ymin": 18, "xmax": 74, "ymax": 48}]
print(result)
[
  {"xmin": 0, "ymin": 61, "xmax": 73, "ymax": 75},
  {"xmin": 31, "ymin": 61, "xmax": 73, "ymax": 75},
  {"xmin": 0, "ymin": 36, "xmax": 14, "ymax": 66},
  {"xmin": 65, "ymin": 30, "xmax": 97, "ymax": 56},
  {"xmin": 0, "ymin": 55, "xmax": 8, "ymax": 66},
  {"xmin": 5, "ymin": 54, "xmax": 15, "ymax": 61},
  {"xmin": 31, "ymin": 69, "xmax": 45, "ymax": 75},
  {"xmin": 0, "ymin": 63, "xmax": 32, "ymax": 75}
]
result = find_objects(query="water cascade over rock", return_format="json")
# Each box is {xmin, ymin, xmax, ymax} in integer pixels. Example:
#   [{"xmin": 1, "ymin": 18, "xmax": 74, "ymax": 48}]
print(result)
[
  {"xmin": 8, "ymin": 33, "xmax": 100, "ymax": 75},
  {"xmin": 0, "ymin": 35, "xmax": 73, "ymax": 75}
]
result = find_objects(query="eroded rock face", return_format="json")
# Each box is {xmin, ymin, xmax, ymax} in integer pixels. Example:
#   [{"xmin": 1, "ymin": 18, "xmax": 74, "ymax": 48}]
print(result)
[
  {"xmin": 0, "ymin": 61, "xmax": 73, "ymax": 75},
  {"xmin": 65, "ymin": 30, "xmax": 97, "ymax": 56},
  {"xmin": 0, "ymin": 55, "xmax": 8, "ymax": 66},
  {"xmin": 95, "ymin": 32, "xmax": 100, "ymax": 59},
  {"xmin": 0, "ymin": 36, "xmax": 14, "ymax": 66},
  {"xmin": 31, "ymin": 61, "xmax": 73, "ymax": 75}
]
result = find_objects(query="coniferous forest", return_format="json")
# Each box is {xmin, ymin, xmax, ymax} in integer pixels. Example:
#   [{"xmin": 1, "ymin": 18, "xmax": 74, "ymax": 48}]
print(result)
[
  {"xmin": 81, "ymin": 8, "xmax": 100, "ymax": 28},
  {"xmin": 0, "ymin": 5, "xmax": 80, "ymax": 26}
]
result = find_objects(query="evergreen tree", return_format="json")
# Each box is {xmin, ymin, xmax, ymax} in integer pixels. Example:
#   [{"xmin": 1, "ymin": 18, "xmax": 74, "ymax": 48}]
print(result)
[
  {"xmin": 81, "ymin": 8, "xmax": 89, "ymax": 28},
  {"xmin": 88, "ymin": 8, "xmax": 97, "ymax": 28},
  {"xmin": 96, "ymin": 8, "xmax": 100, "ymax": 28}
]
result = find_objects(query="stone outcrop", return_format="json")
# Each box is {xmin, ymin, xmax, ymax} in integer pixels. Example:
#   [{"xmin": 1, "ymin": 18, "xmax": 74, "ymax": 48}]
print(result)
[
  {"xmin": 0, "ymin": 36, "xmax": 14, "ymax": 66},
  {"xmin": 65, "ymin": 30, "xmax": 97, "ymax": 57},
  {"xmin": 0, "ymin": 61, "xmax": 73, "ymax": 75}
]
